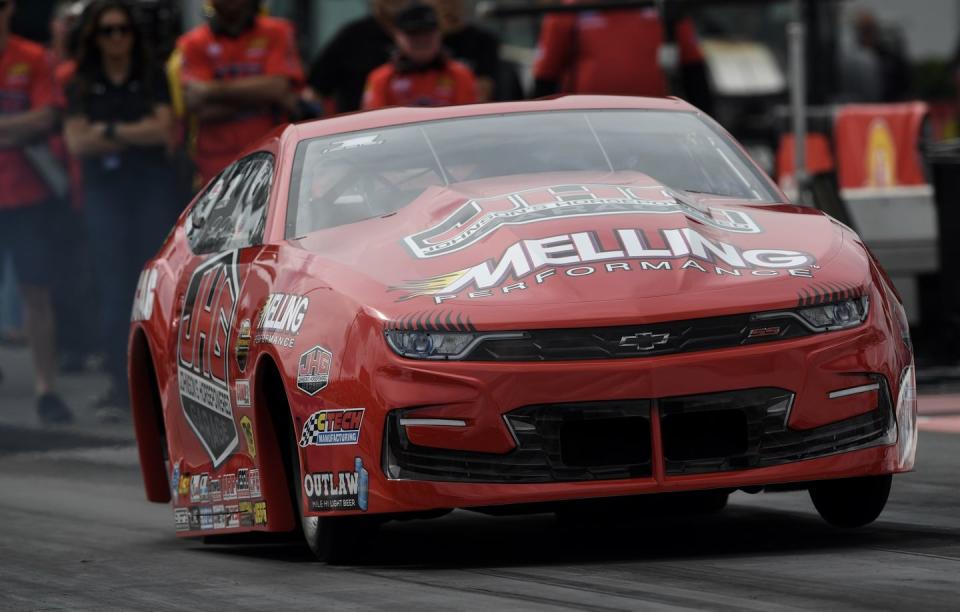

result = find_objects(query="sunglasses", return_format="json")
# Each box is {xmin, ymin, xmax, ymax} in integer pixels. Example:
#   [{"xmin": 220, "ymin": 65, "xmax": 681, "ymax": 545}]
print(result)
[{"xmin": 97, "ymin": 24, "xmax": 133, "ymax": 38}]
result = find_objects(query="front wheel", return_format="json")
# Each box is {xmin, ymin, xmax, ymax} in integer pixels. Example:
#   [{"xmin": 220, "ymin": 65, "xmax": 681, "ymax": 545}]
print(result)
[
  {"xmin": 809, "ymin": 474, "xmax": 892, "ymax": 528},
  {"xmin": 288, "ymin": 430, "xmax": 376, "ymax": 563}
]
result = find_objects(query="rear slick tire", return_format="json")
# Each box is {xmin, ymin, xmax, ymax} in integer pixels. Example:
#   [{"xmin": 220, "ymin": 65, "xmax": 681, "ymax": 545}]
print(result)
[{"xmin": 809, "ymin": 474, "xmax": 892, "ymax": 528}]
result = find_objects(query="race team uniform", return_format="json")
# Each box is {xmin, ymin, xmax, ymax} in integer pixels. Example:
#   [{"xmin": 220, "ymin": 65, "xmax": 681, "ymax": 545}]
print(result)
[
  {"xmin": 177, "ymin": 16, "xmax": 304, "ymax": 184},
  {"xmin": 362, "ymin": 55, "xmax": 477, "ymax": 109},
  {"xmin": 0, "ymin": 35, "xmax": 58, "ymax": 286},
  {"xmin": 534, "ymin": 6, "xmax": 703, "ymax": 97}
]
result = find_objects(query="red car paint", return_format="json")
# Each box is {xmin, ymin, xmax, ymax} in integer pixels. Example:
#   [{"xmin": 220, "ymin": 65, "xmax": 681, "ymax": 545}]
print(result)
[{"xmin": 128, "ymin": 96, "xmax": 915, "ymax": 538}]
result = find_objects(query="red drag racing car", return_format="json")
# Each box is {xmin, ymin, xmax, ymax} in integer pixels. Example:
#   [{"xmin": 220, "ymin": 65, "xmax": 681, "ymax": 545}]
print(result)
[{"xmin": 129, "ymin": 96, "xmax": 917, "ymax": 561}]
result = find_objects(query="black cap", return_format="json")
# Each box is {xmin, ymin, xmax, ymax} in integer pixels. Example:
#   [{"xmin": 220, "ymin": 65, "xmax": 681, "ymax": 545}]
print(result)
[{"xmin": 393, "ymin": 1, "xmax": 439, "ymax": 34}]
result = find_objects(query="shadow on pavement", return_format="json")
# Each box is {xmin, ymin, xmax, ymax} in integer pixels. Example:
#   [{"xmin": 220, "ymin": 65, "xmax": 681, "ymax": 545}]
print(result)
[{"xmin": 192, "ymin": 502, "xmax": 960, "ymax": 568}]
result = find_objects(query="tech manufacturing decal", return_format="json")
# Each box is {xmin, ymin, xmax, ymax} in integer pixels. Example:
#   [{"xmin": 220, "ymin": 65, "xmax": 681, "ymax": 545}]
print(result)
[
  {"xmin": 303, "ymin": 457, "xmax": 369, "ymax": 512},
  {"xmin": 299, "ymin": 408, "xmax": 365, "ymax": 447},
  {"xmin": 403, "ymin": 184, "xmax": 762, "ymax": 259},
  {"xmin": 177, "ymin": 251, "xmax": 241, "ymax": 468}
]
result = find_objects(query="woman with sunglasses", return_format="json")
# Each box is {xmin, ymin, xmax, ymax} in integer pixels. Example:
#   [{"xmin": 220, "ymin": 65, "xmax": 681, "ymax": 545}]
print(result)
[{"xmin": 64, "ymin": 0, "xmax": 176, "ymax": 422}]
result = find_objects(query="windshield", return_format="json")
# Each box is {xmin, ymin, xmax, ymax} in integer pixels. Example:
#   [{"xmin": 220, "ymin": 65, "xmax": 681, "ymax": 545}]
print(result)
[{"xmin": 287, "ymin": 110, "xmax": 781, "ymax": 237}]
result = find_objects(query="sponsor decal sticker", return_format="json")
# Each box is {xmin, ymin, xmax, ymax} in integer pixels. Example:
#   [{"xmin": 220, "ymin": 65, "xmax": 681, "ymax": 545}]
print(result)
[
  {"xmin": 250, "ymin": 468, "xmax": 262, "ymax": 498},
  {"xmin": 254, "ymin": 501, "xmax": 268, "ymax": 526},
  {"xmin": 297, "ymin": 346, "xmax": 332, "ymax": 395},
  {"xmin": 200, "ymin": 506, "xmax": 214, "ymax": 530},
  {"xmin": 235, "ymin": 379, "xmax": 251, "ymax": 407},
  {"xmin": 177, "ymin": 251, "xmax": 241, "ymax": 468},
  {"xmin": 239, "ymin": 501, "xmax": 254, "ymax": 527},
  {"xmin": 190, "ymin": 474, "xmax": 209, "ymax": 503},
  {"xmin": 174, "ymin": 508, "xmax": 190, "ymax": 532},
  {"xmin": 178, "ymin": 473, "xmax": 191, "ymax": 499},
  {"xmin": 213, "ymin": 504, "xmax": 227, "ymax": 529},
  {"xmin": 235, "ymin": 319, "xmax": 251, "ymax": 372},
  {"xmin": 255, "ymin": 293, "xmax": 309, "ymax": 348},
  {"xmin": 131, "ymin": 266, "xmax": 158, "ymax": 321},
  {"xmin": 299, "ymin": 409, "xmax": 364, "ymax": 447},
  {"xmin": 189, "ymin": 507, "xmax": 201, "ymax": 530},
  {"xmin": 237, "ymin": 468, "xmax": 250, "ymax": 499},
  {"xmin": 209, "ymin": 479, "xmax": 222, "ymax": 503},
  {"xmin": 240, "ymin": 415, "xmax": 256, "ymax": 458},
  {"xmin": 403, "ymin": 184, "xmax": 762, "ymax": 260},
  {"xmin": 222, "ymin": 473, "xmax": 237, "ymax": 500},
  {"xmin": 171, "ymin": 462, "xmax": 181, "ymax": 502},
  {"xmin": 392, "ymin": 227, "xmax": 816, "ymax": 303},
  {"xmin": 303, "ymin": 457, "xmax": 369, "ymax": 512},
  {"xmin": 226, "ymin": 504, "xmax": 240, "ymax": 528}
]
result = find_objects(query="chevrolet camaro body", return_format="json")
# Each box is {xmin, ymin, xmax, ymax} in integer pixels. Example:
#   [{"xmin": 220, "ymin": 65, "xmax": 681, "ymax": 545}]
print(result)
[{"xmin": 129, "ymin": 96, "xmax": 917, "ymax": 550}]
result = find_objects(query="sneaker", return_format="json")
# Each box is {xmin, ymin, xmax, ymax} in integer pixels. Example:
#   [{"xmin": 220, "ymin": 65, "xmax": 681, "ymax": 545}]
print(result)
[
  {"xmin": 92, "ymin": 386, "xmax": 129, "ymax": 424},
  {"xmin": 37, "ymin": 393, "xmax": 74, "ymax": 424},
  {"xmin": 95, "ymin": 405, "xmax": 128, "ymax": 425}
]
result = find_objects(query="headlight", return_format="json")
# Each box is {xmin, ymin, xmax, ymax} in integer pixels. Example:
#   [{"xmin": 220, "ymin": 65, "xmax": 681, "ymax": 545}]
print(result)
[
  {"xmin": 385, "ymin": 330, "xmax": 526, "ymax": 360},
  {"xmin": 796, "ymin": 296, "xmax": 869, "ymax": 331}
]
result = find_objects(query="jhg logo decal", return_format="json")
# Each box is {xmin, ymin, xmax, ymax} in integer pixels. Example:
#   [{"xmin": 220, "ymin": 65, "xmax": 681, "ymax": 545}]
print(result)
[
  {"xmin": 297, "ymin": 345, "xmax": 332, "ymax": 396},
  {"xmin": 299, "ymin": 408, "xmax": 364, "ymax": 447},
  {"xmin": 403, "ymin": 184, "xmax": 762, "ymax": 259},
  {"xmin": 177, "ymin": 250, "xmax": 240, "ymax": 467}
]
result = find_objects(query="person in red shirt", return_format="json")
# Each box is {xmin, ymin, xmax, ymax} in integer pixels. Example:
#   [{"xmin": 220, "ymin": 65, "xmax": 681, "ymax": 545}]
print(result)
[
  {"xmin": 533, "ymin": 2, "xmax": 709, "ymax": 108},
  {"xmin": 0, "ymin": 0, "xmax": 73, "ymax": 423},
  {"xmin": 362, "ymin": 1, "xmax": 478, "ymax": 110},
  {"xmin": 176, "ymin": 0, "xmax": 304, "ymax": 184}
]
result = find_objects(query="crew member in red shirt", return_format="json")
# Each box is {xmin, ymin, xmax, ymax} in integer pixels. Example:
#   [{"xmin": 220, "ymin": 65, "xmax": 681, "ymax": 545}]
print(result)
[
  {"xmin": 0, "ymin": 0, "xmax": 72, "ymax": 422},
  {"xmin": 533, "ymin": 2, "xmax": 710, "ymax": 109},
  {"xmin": 176, "ymin": 0, "xmax": 303, "ymax": 184},
  {"xmin": 362, "ymin": 1, "xmax": 478, "ymax": 110}
]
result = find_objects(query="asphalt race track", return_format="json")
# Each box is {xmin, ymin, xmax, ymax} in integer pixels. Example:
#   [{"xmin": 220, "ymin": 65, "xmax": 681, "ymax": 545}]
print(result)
[{"xmin": 2, "ymin": 348, "xmax": 960, "ymax": 610}]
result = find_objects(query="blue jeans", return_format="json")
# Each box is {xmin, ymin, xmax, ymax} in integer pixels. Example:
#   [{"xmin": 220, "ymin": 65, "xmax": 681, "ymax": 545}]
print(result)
[{"xmin": 84, "ymin": 165, "xmax": 179, "ymax": 392}]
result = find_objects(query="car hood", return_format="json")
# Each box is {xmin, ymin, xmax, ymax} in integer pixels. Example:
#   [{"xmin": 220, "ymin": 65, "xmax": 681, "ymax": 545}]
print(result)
[{"xmin": 290, "ymin": 172, "xmax": 865, "ymax": 328}]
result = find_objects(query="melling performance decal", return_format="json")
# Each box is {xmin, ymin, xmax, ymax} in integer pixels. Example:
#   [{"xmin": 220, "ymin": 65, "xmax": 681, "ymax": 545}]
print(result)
[
  {"xmin": 299, "ymin": 408, "xmax": 364, "ymax": 447},
  {"xmin": 255, "ymin": 293, "xmax": 309, "ymax": 348},
  {"xmin": 297, "ymin": 345, "xmax": 332, "ymax": 396},
  {"xmin": 392, "ymin": 227, "xmax": 816, "ymax": 303},
  {"xmin": 403, "ymin": 184, "xmax": 761, "ymax": 259},
  {"xmin": 303, "ymin": 457, "xmax": 369, "ymax": 512},
  {"xmin": 177, "ymin": 250, "xmax": 241, "ymax": 467}
]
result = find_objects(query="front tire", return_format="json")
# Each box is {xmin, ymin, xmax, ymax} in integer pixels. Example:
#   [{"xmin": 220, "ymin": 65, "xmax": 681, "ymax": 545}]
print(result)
[
  {"xmin": 809, "ymin": 474, "xmax": 892, "ymax": 528},
  {"xmin": 288, "ymin": 429, "xmax": 376, "ymax": 563}
]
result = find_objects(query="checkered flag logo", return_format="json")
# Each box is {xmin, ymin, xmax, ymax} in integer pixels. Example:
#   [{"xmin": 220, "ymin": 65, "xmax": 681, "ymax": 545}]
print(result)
[{"xmin": 300, "ymin": 413, "xmax": 321, "ymax": 447}]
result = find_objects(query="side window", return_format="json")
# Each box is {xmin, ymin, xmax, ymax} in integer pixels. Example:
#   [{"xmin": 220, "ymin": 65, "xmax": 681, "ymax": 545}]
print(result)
[{"xmin": 185, "ymin": 152, "xmax": 275, "ymax": 254}]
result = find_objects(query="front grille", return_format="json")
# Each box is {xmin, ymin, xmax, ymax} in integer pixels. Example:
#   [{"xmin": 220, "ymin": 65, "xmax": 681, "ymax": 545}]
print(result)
[
  {"xmin": 661, "ymin": 384, "xmax": 894, "ymax": 475},
  {"xmin": 383, "ymin": 401, "xmax": 652, "ymax": 483},
  {"xmin": 383, "ymin": 384, "xmax": 894, "ymax": 483},
  {"xmin": 463, "ymin": 313, "xmax": 809, "ymax": 361}
]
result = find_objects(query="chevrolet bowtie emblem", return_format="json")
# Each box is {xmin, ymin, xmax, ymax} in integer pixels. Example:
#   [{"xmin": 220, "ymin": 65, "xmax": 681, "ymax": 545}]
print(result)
[{"xmin": 618, "ymin": 332, "xmax": 670, "ymax": 351}]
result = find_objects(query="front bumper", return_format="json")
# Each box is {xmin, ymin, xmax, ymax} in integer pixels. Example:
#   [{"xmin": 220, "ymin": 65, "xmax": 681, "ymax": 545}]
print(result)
[{"xmin": 310, "ymin": 297, "xmax": 914, "ymax": 516}]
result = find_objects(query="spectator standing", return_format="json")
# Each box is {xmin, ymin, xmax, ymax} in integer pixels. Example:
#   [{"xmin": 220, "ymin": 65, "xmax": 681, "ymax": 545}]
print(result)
[
  {"xmin": 306, "ymin": 0, "xmax": 405, "ymax": 115},
  {"xmin": 0, "ymin": 0, "xmax": 73, "ymax": 422},
  {"xmin": 176, "ymin": 0, "xmax": 303, "ymax": 185},
  {"xmin": 63, "ymin": 0, "xmax": 175, "ymax": 418},
  {"xmin": 434, "ymin": 0, "xmax": 500, "ymax": 102},
  {"xmin": 533, "ymin": 2, "xmax": 708, "ymax": 105},
  {"xmin": 362, "ymin": 1, "xmax": 477, "ymax": 110}
]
